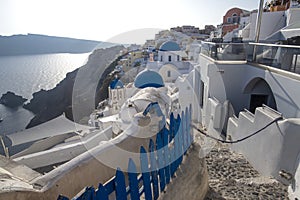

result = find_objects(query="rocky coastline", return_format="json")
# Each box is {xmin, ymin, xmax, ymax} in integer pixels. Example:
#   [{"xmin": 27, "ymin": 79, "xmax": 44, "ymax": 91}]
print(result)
[{"xmin": 21, "ymin": 45, "xmax": 124, "ymax": 128}]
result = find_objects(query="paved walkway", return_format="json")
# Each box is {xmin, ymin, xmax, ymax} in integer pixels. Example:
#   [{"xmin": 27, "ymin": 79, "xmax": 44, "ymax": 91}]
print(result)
[{"xmin": 203, "ymin": 143, "xmax": 289, "ymax": 200}]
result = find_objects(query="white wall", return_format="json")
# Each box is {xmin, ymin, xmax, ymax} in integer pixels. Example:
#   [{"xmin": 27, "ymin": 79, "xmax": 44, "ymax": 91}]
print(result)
[
  {"xmin": 244, "ymin": 11, "xmax": 286, "ymax": 41},
  {"xmin": 197, "ymin": 54, "xmax": 300, "ymax": 198},
  {"xmin": 159, "ymin": 64, "xmax": 181, "ymax": 83},
  {"xmin": 158, "ymin": 51, "xmax": 182, "ymax": 63},
  {"xmin": 286, "ymin": 7, "xmax": 300, "ymax": 25},
  {"xmin": 227, "ymin": 107, "xmax": 300, "ymax": 185},
  {"xmin": 198, "ymin": 55, "xmax": 300, "ymax": 119},
  {"xmin": 175, "ymin": 74, "xmax": 196, "ymax": 119}
]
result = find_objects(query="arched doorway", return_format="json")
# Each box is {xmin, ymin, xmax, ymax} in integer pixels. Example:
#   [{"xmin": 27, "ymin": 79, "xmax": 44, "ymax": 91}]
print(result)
[{"xmin": 244, "ymin": 78, "xmax": 277, "ymax": 113}]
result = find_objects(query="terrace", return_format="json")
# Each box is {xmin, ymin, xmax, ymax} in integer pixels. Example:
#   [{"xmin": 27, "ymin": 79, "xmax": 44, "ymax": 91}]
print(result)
[{"xmin": 200, "ymin": 41, "xmax": 300, "ymax": 76}]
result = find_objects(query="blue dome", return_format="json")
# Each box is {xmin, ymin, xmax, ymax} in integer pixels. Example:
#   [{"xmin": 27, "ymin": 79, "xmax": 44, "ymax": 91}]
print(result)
[
  {"xmin": 134, "ymin": 70, "xmax": 164, "ymax": 89},
  {"xmin": 110, "ymin": 79, "xmax": 124, "ymax": 89},
  {"xmin": 159, "ymin": 41, "xmax": 180, "ymax": 51}
]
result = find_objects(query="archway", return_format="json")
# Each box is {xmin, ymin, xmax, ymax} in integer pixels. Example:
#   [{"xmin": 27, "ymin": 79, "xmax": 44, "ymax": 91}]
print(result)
[{"xmin": 244, "ymin": 77, "xmax": 277, "ymax": 113}]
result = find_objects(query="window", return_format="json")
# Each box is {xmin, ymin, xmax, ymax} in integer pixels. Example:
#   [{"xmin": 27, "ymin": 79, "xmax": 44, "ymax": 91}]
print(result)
[
  {"xmin": 161, "ymin": 55, "xmax": 163, "ymax": 62},
  {"xmin": 227, "ymin": 17, "xmax": 231, "ymax": 23},
  {"xmin": 167, "ymin": 70, "xmax": 171, "ymax": 77},
  {"xmin": 177, "ymin": 55, "xmax": 180, "ymax": 61},
  {"xmin": 200, "ymin": 81, "xmax": 204, "ymax": 107},
  {"xmin": 168, "ymin": 55, "xmax": 172, "ymax": 62},
  {"xmin": 232, "ymin": 13, "xmax": 238, "ymax": 24}
]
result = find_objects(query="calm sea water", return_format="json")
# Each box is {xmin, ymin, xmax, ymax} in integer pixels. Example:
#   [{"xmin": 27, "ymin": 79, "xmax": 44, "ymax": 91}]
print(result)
[{"xmin": 0, "ymin": 53, "xmax": 90, "ymax": 135}]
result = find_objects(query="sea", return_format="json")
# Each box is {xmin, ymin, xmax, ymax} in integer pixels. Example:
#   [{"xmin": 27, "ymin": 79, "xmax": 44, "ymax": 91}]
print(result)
[{"xmin": 0, "ymin": 53, "xmax": 90, "ymax": 135}]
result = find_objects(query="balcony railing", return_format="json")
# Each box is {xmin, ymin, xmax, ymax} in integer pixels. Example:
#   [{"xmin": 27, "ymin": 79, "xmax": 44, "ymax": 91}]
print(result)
[
  {"xmin": 200, "ymin": 42, "xmax": 247, "ymax": 61},
  {"xmin": 200, "ymin": 41, "xmax": 300, "ymax": 75},
  {"xmin": 249, "ymin": 42, "xmax": 300, "ymax": 74}
]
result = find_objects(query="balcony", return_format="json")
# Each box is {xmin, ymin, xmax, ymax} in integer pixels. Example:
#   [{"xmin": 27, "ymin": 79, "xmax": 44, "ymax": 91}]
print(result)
[
  {"xmin": 249, "ymin": 42, "xmax": 300, "ymax": 74},
  {"xmin": 200, "ymin": 41, "xmax": 300, "ymax": 75},
  {"xmin": 200, "ymin": 42, "xmax": 247, "ymax": 61}
]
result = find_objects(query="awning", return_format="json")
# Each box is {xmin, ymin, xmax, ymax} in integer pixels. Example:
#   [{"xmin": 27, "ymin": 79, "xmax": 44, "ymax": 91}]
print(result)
[{"xmin": 6, "ymin": 115, "xmax": 92, "ymax": 146}]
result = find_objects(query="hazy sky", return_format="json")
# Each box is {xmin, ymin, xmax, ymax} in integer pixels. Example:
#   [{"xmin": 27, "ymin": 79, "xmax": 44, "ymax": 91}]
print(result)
[{"xmin": 0, "ymin": 0, "xmax": 262, "ymax": 44}]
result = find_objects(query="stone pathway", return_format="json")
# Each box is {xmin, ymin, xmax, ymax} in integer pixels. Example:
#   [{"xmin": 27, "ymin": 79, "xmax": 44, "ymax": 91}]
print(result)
[{"xmin": 204, "ymin": 143, "xmax": 289, "ymax": 200}]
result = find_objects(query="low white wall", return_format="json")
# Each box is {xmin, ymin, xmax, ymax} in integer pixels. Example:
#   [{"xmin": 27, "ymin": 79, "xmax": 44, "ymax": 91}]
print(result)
[
  {"xmin": 13, "ymin": 126, "xmax": 113, "ymax": 169},
  {"xmin": 227, "ymin": 106, "xmax": 300, "ymax": 186},
  {"xmin": 0, "ymin": 123, "xmax": 155, "ymax": 199}
]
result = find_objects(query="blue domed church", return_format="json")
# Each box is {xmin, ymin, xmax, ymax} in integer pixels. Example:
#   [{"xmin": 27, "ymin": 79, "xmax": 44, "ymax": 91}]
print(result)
[
  {"xmin": 109, "ymin": 78, "xmax": 126, "ymax": 114},
  {"xmin": 134, "ymin": 69, "xmax": 164, "ymax": 89}
]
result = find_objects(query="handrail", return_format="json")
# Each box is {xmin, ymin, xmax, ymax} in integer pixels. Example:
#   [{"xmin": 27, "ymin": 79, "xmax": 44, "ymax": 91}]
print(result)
[{"xmin": 249, "ymin": 42, "xmax": 300, "ymax": 49}]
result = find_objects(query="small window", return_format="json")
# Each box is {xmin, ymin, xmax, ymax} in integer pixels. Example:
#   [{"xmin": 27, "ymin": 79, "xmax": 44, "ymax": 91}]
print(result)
[
  {"xmin": 168, "ymin": 55, "xmax": 172, "ymax": 62},
  {"xmin": 177, "ymin": 55, "xmax": 180, "ymax": 61},
  {"xmin": 161, "ymin": 55, "xmax": 163, "ymax": 62},
  {"xmin": 227, "ymin": 17, "xmax": 231, "ymax": 23},
  {"xmin": 200, "ymin": 81, "xmax": 204, "ymax": 108},
  {"xmin": 167, "ymin": 70, "xmax": 171, "ymax": 77}
]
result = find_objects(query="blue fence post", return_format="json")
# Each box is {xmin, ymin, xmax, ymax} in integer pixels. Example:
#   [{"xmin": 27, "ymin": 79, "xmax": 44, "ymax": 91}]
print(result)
[
  {"xmin": 149, "ymin": 139, "xmax": 159, "ymax": 200},
  {"xmin": 177, "ymin": 114, "xmax": 183, "ymax": 167},
  {"xmin": 140, "ymin": 146, "xmax": 153, "ymax": 200},
  {"xmin": 156, "ymin": 132, "xmax": 166, "ymax": 192},
  {"xmin": 176, "ymin": 114, "xmax": 181, "ymax": 136},
  {"xmin": 171, "ymin": 123, "xmax": 178, "ymax": 176},
  {"xmin": 170, "ymin": 112, "xmax": 175, "ymax": 140},
  {"xmin": 163, "ymin": 127, "xmax": 171, "ymax": 184},
  {"xmin": 185, "ymin": 107, "xmax": 191, "ymax": 148},
  {"xmin": 189, "ymin": 104, "xmax": 193, "ymax": 143},
  {"xmin": 115, "ymin": 168, "xmax": 127, "ymax": 200},
  {"xmin": 128, "ymin": 159, "xmax": 140, "ymax": 200},
  {"xmin": 96, "ymin": 183, "xmax": 109, "ymax": 200},
  {"xmin": 77, "ymin": 187, "xmax": 95, "ymax": 200},
  {"xmin": 181, "ymin": 110, "xmax": 187, "ymax": 154}
]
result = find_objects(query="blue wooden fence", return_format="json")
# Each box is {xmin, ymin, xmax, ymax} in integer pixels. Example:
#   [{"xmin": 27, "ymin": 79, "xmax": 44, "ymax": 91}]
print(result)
[{"xmin": 58, "ymin": 106, "xmax": 192, "ymax": 200}]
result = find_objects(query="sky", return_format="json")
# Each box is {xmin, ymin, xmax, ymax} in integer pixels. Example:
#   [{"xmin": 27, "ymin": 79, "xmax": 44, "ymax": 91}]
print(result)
[{"xmin": 0, "ymin": 0, "xmax": 262, "ymax": 44}]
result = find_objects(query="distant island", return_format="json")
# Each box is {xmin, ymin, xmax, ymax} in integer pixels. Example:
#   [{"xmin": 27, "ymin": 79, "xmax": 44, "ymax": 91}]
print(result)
[
  {"xmin": 0, "ymin": 91, "xmax": 27, "ymax": 108},
  {"xmin": 0, "ymin": 34, "xmax": 113, "ymax": 56}
]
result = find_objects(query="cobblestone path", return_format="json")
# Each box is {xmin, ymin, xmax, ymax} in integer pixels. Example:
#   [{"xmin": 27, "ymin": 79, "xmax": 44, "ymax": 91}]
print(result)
[{"xmin": 204, "ymin": 143, "xmax": 289, "ymax": 200}]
